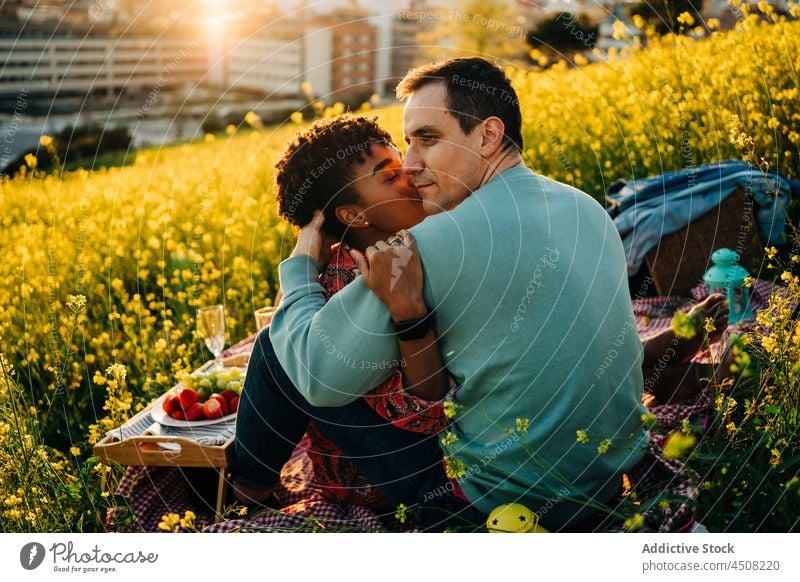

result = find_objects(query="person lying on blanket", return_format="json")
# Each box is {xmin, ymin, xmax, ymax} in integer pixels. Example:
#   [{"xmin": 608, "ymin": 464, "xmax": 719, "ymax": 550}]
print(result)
[{"xmin": 640, "ymin": 292, "xmax": 733, "ymax": 405}]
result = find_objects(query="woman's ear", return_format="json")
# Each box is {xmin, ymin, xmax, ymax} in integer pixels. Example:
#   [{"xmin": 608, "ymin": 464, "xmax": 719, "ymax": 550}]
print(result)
[{"xmin": 335, "ymin": 205, "xmax": 370, "ymax": 229}]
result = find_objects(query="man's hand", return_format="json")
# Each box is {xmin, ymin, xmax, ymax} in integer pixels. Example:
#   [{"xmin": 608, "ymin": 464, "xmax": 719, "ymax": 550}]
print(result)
[
  {"xmin": 291, "ymin": 211, "xmax": 332, "ymax": 267},
  {"xmin": 350, "ymin": 230, "xmax": 428, "ymax": 321}
]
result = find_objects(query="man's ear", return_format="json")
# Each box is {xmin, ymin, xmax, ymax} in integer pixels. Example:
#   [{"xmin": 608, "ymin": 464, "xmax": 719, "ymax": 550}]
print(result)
[
  {"xmin": 479, "ymin": 116, "xmax": 506, "ymax": 158},
  {"xmin": 334, "ymin": 204, "xmax": 369, "ymax": 229}
]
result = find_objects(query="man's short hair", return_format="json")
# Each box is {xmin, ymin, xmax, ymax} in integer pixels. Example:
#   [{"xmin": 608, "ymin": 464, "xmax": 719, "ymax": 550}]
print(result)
[
  {"xmin": 275, "ymin": 115, "xmax": 392, "ymax": 239},
  {"xmin": 396, "ymin": 57, "xmax": 523, "ymax": 153}
]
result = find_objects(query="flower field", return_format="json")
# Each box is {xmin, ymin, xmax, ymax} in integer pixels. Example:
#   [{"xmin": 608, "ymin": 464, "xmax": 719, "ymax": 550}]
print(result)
[{"xmin": 1, "ymin": 11, "xmax": 799, "ymax": 531}]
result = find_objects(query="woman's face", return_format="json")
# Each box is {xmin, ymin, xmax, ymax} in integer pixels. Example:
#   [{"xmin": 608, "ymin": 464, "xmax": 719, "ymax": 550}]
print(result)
[{"xmin": 347, "ymin": 143, "xmax": 429, "ymax": 236}]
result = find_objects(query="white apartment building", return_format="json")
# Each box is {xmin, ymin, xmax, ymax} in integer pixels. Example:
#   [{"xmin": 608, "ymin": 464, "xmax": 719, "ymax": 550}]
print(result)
[
  {"xmin": 0, "ymin": 36, "xmax": 208, "ymax": 97},
  {"xmin": 223, "ymin": 33, "xmax": 303, "ymax": 97}
]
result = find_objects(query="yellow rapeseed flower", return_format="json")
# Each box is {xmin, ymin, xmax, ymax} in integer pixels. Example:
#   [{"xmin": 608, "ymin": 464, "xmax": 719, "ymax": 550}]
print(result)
[
  {"xmin": 662, "ymin": 432, "xmax": 696, "ymax": 459},
  {"xmin": 440, "ymin": 431, "xmax": 458, "ymax": 447},
  {"xmin": 395, "ymin": 503, "xmax": 408, "ymax": 524},
  {"xmin": 612, "ymin": 20, "xmax": 628, "ymax": 40},
  {"xmin": 244, "ymin": 111, "xmax": 262, "ymax": 129},
  {"xmin": 761, "ymin": 335, "xmax": 778, "ymax": 354},
  {"xmin": 157, "ymin": 512, "xmax": 181, "ymax": 532},
  {"xmin": 641, "ymin": 413, "xmax": 657, "ymax": 429},
  {"xmin": 671, "ymin": 311, "xmax": 698, "ymax": 340},
  {"xmin": 444, "ymin": 455, "xmax": 467, "ymax": 479},
  {"xmin": 106, "ymin": 363, "xmax": 127, "ymax": 383},
  {"xmin": 66, "ymin": 294, "xmax": 86, "ymax": 313},
  {"xmin": 442, "ymin": 401, "xmax": 460, "ymax": 420},
  {"xmin": 625, "ymin": 513, "xmax": 645, "ymax": 532},
  {"xmin": 179, "ymin": 510, "xmax": 196, "ymax": 530}
]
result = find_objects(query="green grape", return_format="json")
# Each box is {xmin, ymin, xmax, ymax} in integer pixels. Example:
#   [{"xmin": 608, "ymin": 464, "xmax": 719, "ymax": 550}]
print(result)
[{"xmin": 197, "ymin": 386, "xmax": 211, "ymax": 402}]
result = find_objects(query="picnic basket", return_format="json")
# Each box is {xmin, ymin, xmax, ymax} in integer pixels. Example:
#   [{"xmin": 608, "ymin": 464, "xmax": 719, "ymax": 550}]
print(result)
[{"xmin": 644, "ymin": 188, "xmax": 765, "ymax": 296}]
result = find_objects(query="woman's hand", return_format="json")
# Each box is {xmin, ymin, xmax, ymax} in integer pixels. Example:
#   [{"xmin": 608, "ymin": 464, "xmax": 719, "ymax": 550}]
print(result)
[
  {"xmin": 350, "ymin": 230, "xmax": 428, "ymax": 321},
  {"xmin": 291, "ymin": 211, "xmax": 332, "ymax": 268}
]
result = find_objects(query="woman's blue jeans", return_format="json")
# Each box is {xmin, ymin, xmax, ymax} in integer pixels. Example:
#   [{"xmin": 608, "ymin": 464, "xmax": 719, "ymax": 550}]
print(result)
[{"xmin": 232, "ymin": 330, "xmax": 485, "ymax": 531}]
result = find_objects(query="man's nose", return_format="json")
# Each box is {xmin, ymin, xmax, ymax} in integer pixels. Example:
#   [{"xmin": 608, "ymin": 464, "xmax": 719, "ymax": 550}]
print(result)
[{"xmin": 402, "ymin": 145, "xmax": 423, "ymax": 173}]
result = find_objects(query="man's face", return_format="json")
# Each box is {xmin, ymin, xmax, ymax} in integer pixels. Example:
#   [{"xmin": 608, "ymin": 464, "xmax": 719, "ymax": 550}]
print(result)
[{"xmin": 402, "ymin": 82, "xmax": 485, "ymax": 215}]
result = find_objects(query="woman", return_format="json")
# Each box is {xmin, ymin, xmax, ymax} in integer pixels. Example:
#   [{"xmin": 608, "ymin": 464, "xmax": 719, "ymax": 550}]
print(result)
[{"xmin": 233, "ymin": 115, "xmax": 464, "ymax": 518}]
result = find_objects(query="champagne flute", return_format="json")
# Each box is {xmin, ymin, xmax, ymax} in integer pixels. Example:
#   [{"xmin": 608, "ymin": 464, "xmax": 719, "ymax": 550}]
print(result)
[
  {"xmin": 197, "ymin": 305, "xmax": 225, "ymax": 369},
  {"xmin": 254, "ymin": 306, "xmax": 277, "ymax": 330}
]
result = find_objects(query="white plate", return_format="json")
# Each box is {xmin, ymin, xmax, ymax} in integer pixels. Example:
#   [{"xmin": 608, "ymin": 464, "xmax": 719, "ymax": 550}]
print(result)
[{"xmin": 150, "ymin": 390, "xmax": 237, "ymax": 428}]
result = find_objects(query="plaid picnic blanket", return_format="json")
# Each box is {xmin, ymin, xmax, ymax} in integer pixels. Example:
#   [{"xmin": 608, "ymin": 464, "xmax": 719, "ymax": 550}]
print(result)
[
  {"xmin": 106, "ymin": 279, "xmax": 781, "ymax": 533},
  {"xmin": 106, "ymin": 433, "xmax": 405, "ymax": 533}
]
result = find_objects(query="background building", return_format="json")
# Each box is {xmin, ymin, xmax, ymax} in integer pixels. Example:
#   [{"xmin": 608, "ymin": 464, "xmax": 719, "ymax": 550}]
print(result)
[
  {"xmin": 222, "ymin": 28, "xmax": 304, "ymax": 98},
  {"xmin": 293, "ymin": 4, "xmax": 377, "ymax": 101},
  {"xmin": 0, "ymin": 36, "xmax": 208, "ymax": 99}
]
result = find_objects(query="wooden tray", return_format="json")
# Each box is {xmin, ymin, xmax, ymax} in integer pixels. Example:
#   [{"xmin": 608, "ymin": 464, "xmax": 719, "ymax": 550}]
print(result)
[{"xmin": 93, "ymin": 404, "xmax": 234, "ymax": 469}]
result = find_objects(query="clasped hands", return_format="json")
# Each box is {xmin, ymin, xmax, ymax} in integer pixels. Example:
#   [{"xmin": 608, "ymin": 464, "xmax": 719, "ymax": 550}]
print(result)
[{"xmin": 291, "ymin": 211, "xmax": 428, "ymax": 321}]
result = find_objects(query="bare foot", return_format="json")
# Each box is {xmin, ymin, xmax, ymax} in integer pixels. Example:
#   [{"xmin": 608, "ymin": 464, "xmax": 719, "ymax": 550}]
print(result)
[
  {"xmin": 688, "ymin": 293, "xmax": 730, "ymax": 345},
  {"xmin": 672, "ymin": 293, "xmax": 730, "ymax": 363}
]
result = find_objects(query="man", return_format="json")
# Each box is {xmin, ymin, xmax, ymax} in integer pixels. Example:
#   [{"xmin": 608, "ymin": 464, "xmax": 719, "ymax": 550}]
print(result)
[{"xmin": 269, "ymin": 57, "xmax": 647, "ymax": 531}]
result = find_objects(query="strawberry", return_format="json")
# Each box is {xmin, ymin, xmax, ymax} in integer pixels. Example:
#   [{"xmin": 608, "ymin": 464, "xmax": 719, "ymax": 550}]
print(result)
[
  {"xmin": 178, "ymin": 387, "xmax": 199, "ymax": 410},
  {"xmin": 170, "ymin": 409, "xmax": 186, "ymax": 421},
  {"xmin": 202, "ymin": 398, "xmax": 224, "ymax": 420},
  {"xmin": 185, "ymin": 402, "xmax": 206, "ymax": 422},
  {"xmin": 210, "ymin": 394, "xmax": 229, "ymax": 416},
  {"xmin": 220, "ymin": 389, "xmax": 237, "ymax": 404},
  {"xmin": 228, "ymin": 396, "xmax": 239, "ymax": 414},
  {"xmin": 162, "ymin": 393, "xmax": 180, "ymax": 415}
]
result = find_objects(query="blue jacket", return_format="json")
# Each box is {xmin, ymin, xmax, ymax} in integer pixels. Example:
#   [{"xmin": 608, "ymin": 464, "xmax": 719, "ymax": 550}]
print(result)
[{"xmin": 607, "ymin": 160, "xmax": 799, "ymax": 276}]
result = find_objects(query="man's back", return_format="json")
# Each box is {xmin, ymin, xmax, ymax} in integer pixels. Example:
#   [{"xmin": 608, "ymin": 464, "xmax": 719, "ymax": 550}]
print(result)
[{"xmin": 410, "ymin": 166, "xmax": 647, "ymax": 528}]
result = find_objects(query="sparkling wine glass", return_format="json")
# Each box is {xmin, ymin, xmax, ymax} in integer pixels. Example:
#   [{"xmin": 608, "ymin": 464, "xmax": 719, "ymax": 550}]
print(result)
[
  {"xmin": 197, "ymin": 305, "xmax": 225, "ymax": 369},
  {"xmin": 254, "ymin": 306, "xmax": 277, "ymax": 330}
]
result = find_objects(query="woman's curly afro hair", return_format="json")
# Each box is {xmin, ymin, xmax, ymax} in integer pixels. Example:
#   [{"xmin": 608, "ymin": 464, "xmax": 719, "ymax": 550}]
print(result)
[{"xmin": 275, "ymin": 115, "xmax": 393, "ymax": 239}]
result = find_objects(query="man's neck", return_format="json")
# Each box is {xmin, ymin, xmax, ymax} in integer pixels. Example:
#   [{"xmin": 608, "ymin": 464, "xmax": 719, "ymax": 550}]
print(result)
[{"xmin": 477, "ymin": 151, "xmax": 525, "ymax": 190}]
